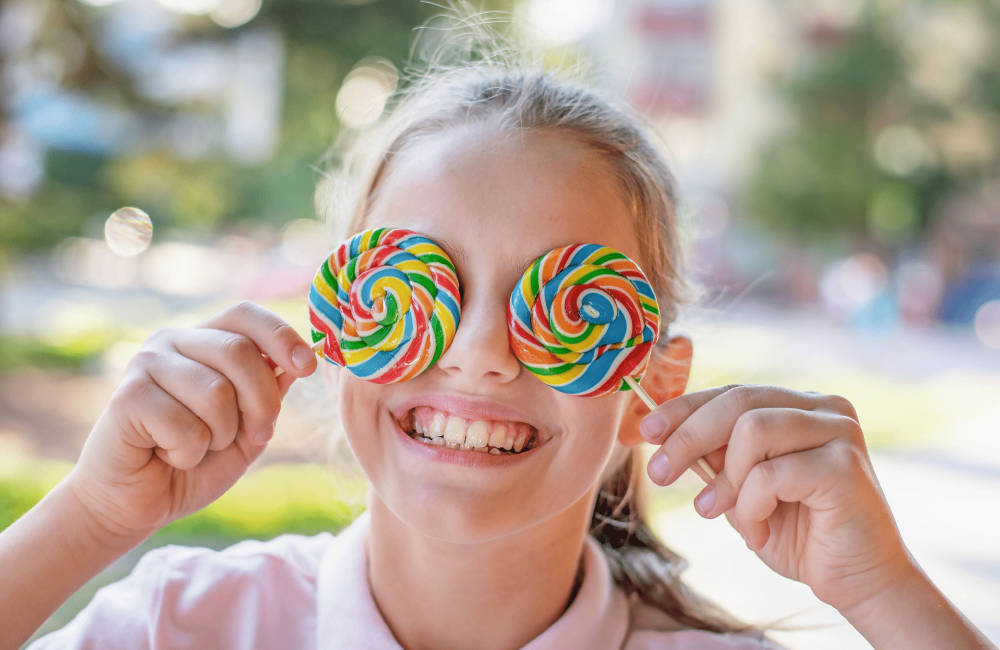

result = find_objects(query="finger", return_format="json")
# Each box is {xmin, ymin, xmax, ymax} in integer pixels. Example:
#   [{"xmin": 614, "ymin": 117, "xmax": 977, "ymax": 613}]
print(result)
[
  {"xmin": 648, "ymin": 385, "xmax": 827, "ymax": 486},
  {"xmin": 139, "ymin": 349, "xmax": 241, "ymax": 453},
  {"xmin": 639, "ymin": 385, "xmax": 737, "ymax": 445},
  {"xmin": 170, "ymin": 328, "xmax": 283, "ymax": 445},
  {"xmin": 199, "ymin": 301, "xmax": 318, "ymax": 378},
  {"xmin": 731, "ymin": 443, "xmax": 858, "ymax": 551},
  {"xmin": 178, "ymin": 428, "xmax": 269, "ymax": 498},
  {"xmin": 704, "ymin": 445, "xmax": 727, "ymax": 475},
  {"xmin": 277, "ymin": 370, "xmax": 297, "ymax": 398},
  {"xmin": 643, "ymin": 386, "xmax": 739, "ymax": 485},
  {"xmin": 695, "ymin": 408, "xmax": 859, "ymax": 518},
  {"xmin": 123, "ymin": 377, "xmax": 213, "ymax": 470},
  {"xmin": 640, "ymin": 385, "xmax": 850, "ymax": 447}
]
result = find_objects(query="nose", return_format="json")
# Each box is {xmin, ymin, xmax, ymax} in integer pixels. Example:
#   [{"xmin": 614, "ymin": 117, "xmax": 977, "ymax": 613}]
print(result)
[{"xmin": 436, "ymin": 284, "xmax": 522, "ymax": 385}]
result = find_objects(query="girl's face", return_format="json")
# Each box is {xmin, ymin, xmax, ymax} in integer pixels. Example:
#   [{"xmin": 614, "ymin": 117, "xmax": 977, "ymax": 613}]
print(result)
[{"xmin": 331, "ymin": 124, "xmax": 646, "ymax": 543}]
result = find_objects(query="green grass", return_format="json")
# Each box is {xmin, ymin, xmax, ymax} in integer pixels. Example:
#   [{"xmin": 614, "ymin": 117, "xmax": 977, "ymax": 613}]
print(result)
[
  {"xmin": 0, "ymin": 333, "xmax": 109, "ymax": 372},
  {"xmin": 3, "ymin": 458, "xmax": 367, "ymax": 647},
  {"xmin": 1, "ymin": 460, "xmax": 366, "ymax": 544},
  {"xmin": 0, "ymin": 298, "xmax": 311, "ymax": 374}
]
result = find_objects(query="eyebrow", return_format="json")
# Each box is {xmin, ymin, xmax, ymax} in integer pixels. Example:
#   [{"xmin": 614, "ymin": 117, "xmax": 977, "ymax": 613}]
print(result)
[{"xmin": 434, "ymin": 235, "xmax": 530, "ymax": 279}]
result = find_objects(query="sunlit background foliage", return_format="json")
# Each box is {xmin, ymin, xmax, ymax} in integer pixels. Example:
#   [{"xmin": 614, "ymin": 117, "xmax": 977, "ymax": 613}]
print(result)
[{"xmin": 0, "ymin": 0, "xmax": 461, "ymax": 251}]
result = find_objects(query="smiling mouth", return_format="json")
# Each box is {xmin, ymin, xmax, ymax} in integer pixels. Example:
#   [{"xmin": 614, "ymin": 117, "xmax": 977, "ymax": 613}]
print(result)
[{"xmin": 396, "ymin": 406, "xmax": 541, "ymax": 455}]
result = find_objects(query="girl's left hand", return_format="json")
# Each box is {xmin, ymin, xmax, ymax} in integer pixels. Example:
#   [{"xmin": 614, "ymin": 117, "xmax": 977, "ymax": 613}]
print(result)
[{"xmin": 640, "ymin": 385, "xmax": 914, "ymax": 615}]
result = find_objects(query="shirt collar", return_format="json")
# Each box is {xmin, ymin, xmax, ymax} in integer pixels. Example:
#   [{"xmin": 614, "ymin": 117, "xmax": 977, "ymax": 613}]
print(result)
[{"xmin": 316, "ymin": 512, "xmax": 629, "ymax": 650}]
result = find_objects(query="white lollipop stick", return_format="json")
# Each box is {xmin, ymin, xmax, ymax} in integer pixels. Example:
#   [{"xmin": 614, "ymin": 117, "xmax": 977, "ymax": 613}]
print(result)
[{"xmin": 624, "ymin": 376, "xmax": 717, "ymax": 483}]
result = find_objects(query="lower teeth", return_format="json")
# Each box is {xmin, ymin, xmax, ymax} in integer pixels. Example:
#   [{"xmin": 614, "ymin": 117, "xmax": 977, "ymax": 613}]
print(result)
[{"xmin": 413, "ymin": 434, "xmax": 519, "ymax": 455}]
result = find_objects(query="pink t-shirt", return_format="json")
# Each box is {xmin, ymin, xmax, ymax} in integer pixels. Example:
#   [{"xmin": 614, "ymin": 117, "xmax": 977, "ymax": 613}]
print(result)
[{"xmin": 29, "ymin": 513, "xmax": 779, "ymax": 649}]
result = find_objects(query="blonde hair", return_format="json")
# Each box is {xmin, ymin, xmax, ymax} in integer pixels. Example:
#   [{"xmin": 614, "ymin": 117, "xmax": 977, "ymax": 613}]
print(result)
[{"xmin": 316, "ymin": 10, "xmax": 749, "ymax": 634}]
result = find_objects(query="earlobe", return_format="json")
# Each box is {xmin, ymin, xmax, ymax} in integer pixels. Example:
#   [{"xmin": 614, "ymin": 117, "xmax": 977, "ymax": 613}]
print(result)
[
  {"xmin": 616, "ymin": 335, "xmax": 693, "ymax": 447},
  {"xmin": 321, "ymin": 359, "xmax": 341, "ymax": 393},
  {"xmin": 641, "ymin": 335, "xmax": 693, "ymax": 404}
]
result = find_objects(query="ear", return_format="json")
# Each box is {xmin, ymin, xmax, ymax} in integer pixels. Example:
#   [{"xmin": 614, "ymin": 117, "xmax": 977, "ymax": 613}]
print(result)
[
  {"xmin": 321, "ymin": 358, "xmax": 341, "ymax": 393},
  {"xmin": 616, "ymin": 335, "xmax": 693, "ymax": 447}
]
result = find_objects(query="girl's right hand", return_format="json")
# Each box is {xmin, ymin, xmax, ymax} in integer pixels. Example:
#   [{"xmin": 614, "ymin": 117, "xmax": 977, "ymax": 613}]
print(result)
[{"xmin": 66, "ymin": 302, "xmax": 318, "ymax": 542}]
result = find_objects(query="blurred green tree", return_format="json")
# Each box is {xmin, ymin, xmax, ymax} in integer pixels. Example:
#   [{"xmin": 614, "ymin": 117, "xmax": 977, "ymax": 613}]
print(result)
[
  {"xmin": 744, "ymin": 1, "xmax": 1000, "ymax": 247},
  {"xmin": 0, "ymin": 0, "xmax": 511, "ymax": 254}
]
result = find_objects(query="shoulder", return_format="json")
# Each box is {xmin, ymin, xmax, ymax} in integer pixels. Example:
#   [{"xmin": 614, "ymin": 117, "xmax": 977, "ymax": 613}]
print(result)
[
  {"xmin": 151, "ymin": 530, "xmax": 335, "ymax": 591},
  {"xmin": 28, "ymin": 531, "xmax": 338, "ymax": 650},
  {"xmin": 136, "ymin": 531, "xmax": 337, "ymax": 624},
  {"xmin": 623, "ymin": 595, "xmax": 785, "ymax": 650}
]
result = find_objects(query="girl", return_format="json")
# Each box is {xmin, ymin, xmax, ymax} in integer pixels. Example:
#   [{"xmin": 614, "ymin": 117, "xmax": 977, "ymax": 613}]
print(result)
[{"xmin": 1, "ymin": 25, "xmax": 994, "ymax": 650}]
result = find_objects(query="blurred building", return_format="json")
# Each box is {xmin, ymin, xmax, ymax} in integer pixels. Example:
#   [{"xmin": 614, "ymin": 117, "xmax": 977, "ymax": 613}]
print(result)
[
  {"xmin": 592, "ymin": 0, "xmax": 787, "ymax": 194},
  {"xmin": 580, "ymin": 0, "xmax": 1000, "ymax": 337}
]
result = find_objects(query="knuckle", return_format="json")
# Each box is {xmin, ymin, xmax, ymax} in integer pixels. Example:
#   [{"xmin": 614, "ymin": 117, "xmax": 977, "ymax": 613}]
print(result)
[
  {"xmin": 753, "ymin": 458, "xmax": 777, "ymax": 487},
  {"xmin": 668, "ymin": 425, "xmax": 698, "ymax": 457},
  {"xmin": 204, "ymin": 375, "xmax": 237, "ymax": 405},
  {"xmin": 828, "ymin": 439, "xmax": 863, "ymax": 478},
  {"xmin": 271, "ymin": 320, "xmax": 298, "ymax": 345},
  {"xmin": 221, "ymin": 333, "xmax": 258, "ymax": 361},
  {"xmin": 724, "ymin": 385, "xmax": 754, "ymax": 418},
  {"xmin": 734, "ymin": 409, "xmax": 768, "ymax": 446},
  {"xmin": 116, "ymin": 373, "xmax": 153, "ymax": 404},
  {"xmin": 227, "ymin": 300, "xmax": 259, "ymax": 321},
  {"xmin": 271, "ymin": 320, "xmax": 297, "ymax": 339},
  {"xmin": 836, "ymin": 413, "xmax": 865, "ymax": 444},
  {"xmin": 128, "ymin": 348, "xmax": 160, "ymax": 371},
  {"xmin": 824, "ymin": 394, "xmax": 859, "ymax": 421},
  {"xmin": 182, "ymin": 418, "xmax": 212, "ymax": 449}
]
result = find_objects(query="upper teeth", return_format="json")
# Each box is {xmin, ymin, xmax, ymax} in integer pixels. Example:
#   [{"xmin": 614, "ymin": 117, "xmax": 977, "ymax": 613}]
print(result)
[
  {"xmin": 488, "ymin": 424, "xmax": 508, "ymax": 449},
  {"xmin": 466, "ymin": 421, "xmax": 489, "ymax": 447},
  {"xmin": 444, "ymin": 417, "xmax": 465, "ymax": 446},
  {"xmin": 408, "ymin": 407, "xmax": 533, "ymax": 453}
]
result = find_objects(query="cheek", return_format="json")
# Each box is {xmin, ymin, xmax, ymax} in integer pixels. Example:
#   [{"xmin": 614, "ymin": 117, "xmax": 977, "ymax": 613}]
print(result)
[
  {"xmin": 336, "ymin": 375, "xmax": 385, "ymax": 469},
  {"xmin": 552, "ymin": 394, "xmax": 630, "ymax": 485}
]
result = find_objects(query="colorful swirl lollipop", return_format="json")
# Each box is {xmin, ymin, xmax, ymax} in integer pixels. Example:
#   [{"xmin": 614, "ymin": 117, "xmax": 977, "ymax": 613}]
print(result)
[
  {"xmin": 507, "ymin": 243, "xmax": 660, "ymax": 398},
  {"xmin": 308, "ymin": 228, "xmax": 461, "ymax": 383}
]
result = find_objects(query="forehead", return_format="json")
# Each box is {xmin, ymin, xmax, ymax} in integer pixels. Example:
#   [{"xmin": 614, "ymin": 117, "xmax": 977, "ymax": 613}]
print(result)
[{"xmin": 364, "ymin": 124, "xmax": 641, "ymax": 270}]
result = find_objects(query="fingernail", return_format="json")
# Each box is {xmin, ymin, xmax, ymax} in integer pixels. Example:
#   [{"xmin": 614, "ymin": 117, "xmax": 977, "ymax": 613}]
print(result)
[
  {"xmin": 292, "ymin": 346, "xmax": 314, "ymax": 370},
  {"xmin": 254, "ymin": 423, "xmax": 275, "ymax": 445},
  {"xmin": 647, "ymin": 451, "xmax": 671, "ymax": 485},
  {"xmin": 640, "ymin": 414, "xmax": 668, "ymax": 442},
  {"xmin": 694, "ymin": 487, "xmax": 715, "ymax": 516}
]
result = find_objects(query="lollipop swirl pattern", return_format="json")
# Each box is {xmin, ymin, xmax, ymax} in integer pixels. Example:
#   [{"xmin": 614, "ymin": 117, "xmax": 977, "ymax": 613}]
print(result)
[
  {"xmin": 309, "ymin": 228, "xmax": 461, "ymax": 383},
  {"xmin": 508, "ymin": 244, "xmax": 660, "ymax": 397}
]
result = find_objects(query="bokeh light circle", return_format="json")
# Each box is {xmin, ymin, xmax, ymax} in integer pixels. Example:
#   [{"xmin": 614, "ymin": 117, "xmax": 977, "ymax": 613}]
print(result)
[
  {"xmin": 335, "ymin": 59, "xmax": 398, "ymax": 128},
  {"xmin": 104, "ymin": 207, "xmax": 153, "ymax": 257},
  {"xmin": 974, "ymin": 300, "xmax": 1000, "ymax": 350}
]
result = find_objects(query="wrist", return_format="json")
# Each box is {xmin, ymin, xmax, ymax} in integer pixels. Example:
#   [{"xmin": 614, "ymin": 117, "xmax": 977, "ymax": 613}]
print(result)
[
  {"xmin": 62, "ymin": 471, "xmax": 155, "ymax": 552},
  {"xmin": 838, "ymin": 555, "xmax": 926, "ymax": 631},
  {"xmin": 839, "ymin": 557, "xmax": 994, "ymax": 650}
]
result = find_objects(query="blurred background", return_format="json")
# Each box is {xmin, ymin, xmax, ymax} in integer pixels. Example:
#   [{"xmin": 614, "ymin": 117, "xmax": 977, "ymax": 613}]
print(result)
[{"xmin": 1, "ymin": 0, "xmax": 999, "ymax": 647}]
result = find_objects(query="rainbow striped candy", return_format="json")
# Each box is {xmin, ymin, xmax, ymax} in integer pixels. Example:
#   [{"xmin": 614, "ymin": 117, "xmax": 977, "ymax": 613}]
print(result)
[
  {"xmin": 309, "ymin": 228, "xmax": 461, "ymax": 383},
  {"xmin": 507, "ymin": 244, "xmax": 660, "ymax": 397}
]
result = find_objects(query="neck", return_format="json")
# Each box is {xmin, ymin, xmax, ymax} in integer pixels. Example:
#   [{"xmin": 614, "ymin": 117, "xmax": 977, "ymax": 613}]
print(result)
[{"xmin": 366, "ymin": 489, "xmax": 596, "ymax": 650}]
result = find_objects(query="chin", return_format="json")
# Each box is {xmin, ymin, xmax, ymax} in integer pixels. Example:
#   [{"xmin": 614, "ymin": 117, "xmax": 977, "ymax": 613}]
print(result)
[{"xmin": 378, "ymin": 485, "xmax": 549, "ymax": 544}]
